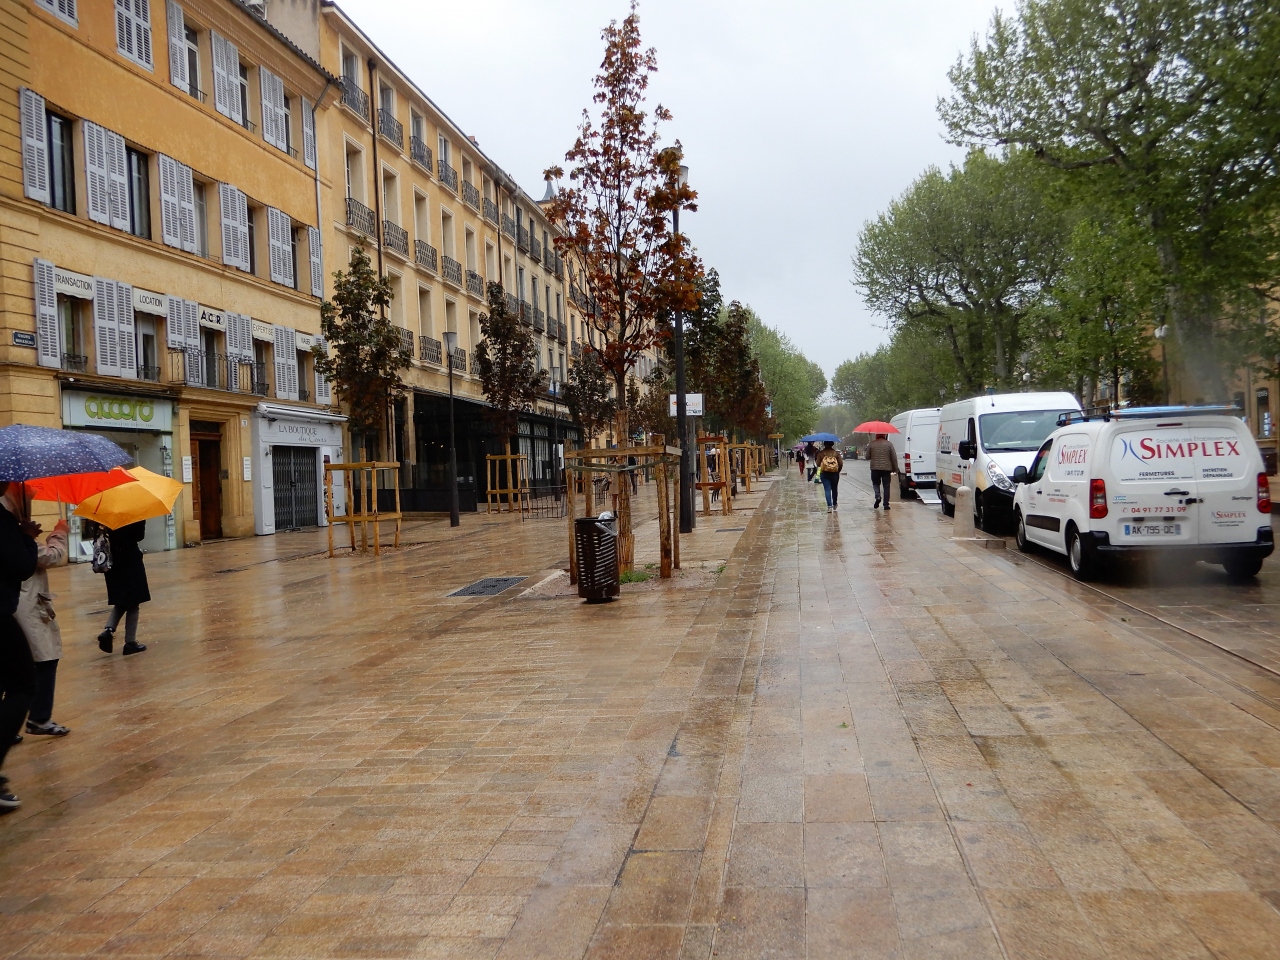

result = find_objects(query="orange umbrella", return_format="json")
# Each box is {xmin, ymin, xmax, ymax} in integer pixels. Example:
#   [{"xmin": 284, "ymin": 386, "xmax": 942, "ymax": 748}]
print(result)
[
  {"xmin": 853, "ymin": 421, "xmax": 899, "ymax": 434},
  {"xmin": 74, "ymin": 466, "xmax": 183, "ymax": 529},
  {"xmin": 23, "ymin": 467, "xmax": 137, "ymax": 503}
]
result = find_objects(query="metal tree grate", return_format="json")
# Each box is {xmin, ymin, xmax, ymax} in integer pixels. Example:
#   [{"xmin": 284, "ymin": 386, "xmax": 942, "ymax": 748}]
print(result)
[
  {"xmin": 716, "ymin": 528, "xmax": 746, "ymax": 533},
  {"xmin": 448, "ymin": 576, "xmax": 528, "ymax": 597}
]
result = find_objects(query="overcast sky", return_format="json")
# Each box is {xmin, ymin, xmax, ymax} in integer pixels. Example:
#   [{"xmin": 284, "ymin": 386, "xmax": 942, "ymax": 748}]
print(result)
[{"xmin": 342, "ymin": 0, "xmax": 1004, "ymax": 385}]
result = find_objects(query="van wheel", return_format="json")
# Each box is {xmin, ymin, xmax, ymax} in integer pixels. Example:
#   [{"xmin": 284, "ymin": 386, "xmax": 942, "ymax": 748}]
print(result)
[
  {"xmin": 1067, "ymin": 526, "xmax": 1095, "ymax": 580},
  {"xmin": 941, "ymin": 494, "xmax": 955, "ymax": 517},
  {"xmin": 973, "ymin": 498, "xmax": 985, "ymax": 532},
  {"xmin": 1223, "ymin": 557, "xmax": 1263, "ymax": 580},
  {"xmin": 1015, "ymin": 511, "xmax": 1032, "ymax": 553}
]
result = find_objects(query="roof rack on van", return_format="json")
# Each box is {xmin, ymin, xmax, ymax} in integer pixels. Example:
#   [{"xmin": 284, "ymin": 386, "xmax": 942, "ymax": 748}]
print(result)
[
  {"xmin": 1056, "ymin": 403, "xmax": 1243, "ymax": 427},
  {"xmin": 1056, "ymin": 406, "xmax": 1112, "ymax": 426}
]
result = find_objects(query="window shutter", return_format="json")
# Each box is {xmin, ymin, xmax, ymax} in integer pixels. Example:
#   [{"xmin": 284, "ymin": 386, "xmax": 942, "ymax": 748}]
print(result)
[
  {"xmin": 286, "ymin": 328, "xmax": 298, "ymax": 398},
  {"xmin": 308, "ymin": 226, "xmax": 323, "ymax": 298},
  {"xmin": 166, "ymin": 294, "xmax": 185, "ymax": 349},
  {"xmin": 212, "ymin": 31, "xmax": 242, "ymax": 124},
  {"xmin": 301, "ymin": 98, "xmax": 316, "ymax": 170},
  {"xmin": 166, "ymin": 2, "xmax": 186, "ymax": 90},
  {"xmin": 20, "ymin": 88, "xmax": 50, "ymax": 205},
  {"xmin": 260, "ymin": 68, "xmax": 286, "ymax": 150},
  {"xmin": 314, "ymin": 337, "xmax": 331, "ymax": 403},
  {"xmin": 34, "ymin": 259, "xmax": 61, "ymax": 369},
  {"xmin": 105, "ymin": 129, "xmax": 130, "ymax": 231},
  {"xmin": 226, "ymin": 38, "xmax": 242, "ymax": 126},
  {"xmin": 116, "ymin": 281, "xmax": 137, "ymax": 379},
  {"xmin": 177, "ymin": 162, "xmax": 196, "ymax": 252},
  {"xmin": 267, "ymin": 207, "xmax": 284, "ymax": 284},
  {"xmin": 281, "ymin": 216, "xmax": 295, "ymax": 288},
  {"xmin": 83, "ymin": 121, "xmax": 110, "ymax": 224},
  {"xmin": 34, "ymin": 0, "xmax": 78, "ymax": 27},
  {"xmin": 93, "ymin": 277, "xmax": 120, "ymax": 377},
  {"xmin": 183, "ymin": 298, "xmax": 203, "ymax": 385},
  {"xmin": 236, "ymin": 190, "xmax": 250, "ymax": 271},
  {"xmin": 219, "ymin": 182, "xmax": 248, "ymax": 270},
  {"xmin": 158, "ymin": 154, "xmax": 180, "ymax": 247},
  {"xmin": 116, "ymin": 0, "xmax": 153, "ymax": 70},
  {"xmin": 273, "ymin": 325, "xmax": 298, "ymax": 400}
]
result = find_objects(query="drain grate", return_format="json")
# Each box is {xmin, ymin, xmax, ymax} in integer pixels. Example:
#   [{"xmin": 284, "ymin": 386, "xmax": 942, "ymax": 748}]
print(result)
[
  {"xmin": 448, "ymin": 576, "xmax": 527, "ymax": 597},
  {"xmin": 716, "ymin": 527, "xmax": 746, "ymax": 532}
]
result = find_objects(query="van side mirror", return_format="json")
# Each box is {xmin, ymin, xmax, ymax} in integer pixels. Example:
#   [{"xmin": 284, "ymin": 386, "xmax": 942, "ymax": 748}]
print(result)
[
  {"xmin": 958, "ymin": 440, "xmax": 976, "ymax": 461},
  {"xmin": 1012, "ymin": 465, "xmax": 1028, "ymax": 484}
]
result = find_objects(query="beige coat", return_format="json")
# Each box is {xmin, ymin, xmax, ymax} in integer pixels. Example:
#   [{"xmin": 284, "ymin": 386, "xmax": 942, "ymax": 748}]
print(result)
[{"xmin": 4, "ymin": 492, "xmax": 68, "ymax": 662}]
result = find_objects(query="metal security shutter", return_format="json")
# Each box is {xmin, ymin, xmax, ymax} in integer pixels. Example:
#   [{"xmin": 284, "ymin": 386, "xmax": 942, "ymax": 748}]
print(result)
[
  {"xmin": 267, "ymin": 207, "xmax": 293, "ymax": 286},
  {"xmin": 83, "ymin": 121, "xmax": 110, "ymax": 224},
  {"xmin": 116, "ymin": 281, "xmax": 137, "ymax": 379},
  {"xmin": 105, "ymin": 128, "xmax": 130, "ymax": 231},
  {"xmin": 93, "ymin": 277, "xmax": 120, "ymax": 377},
  {"xmin": 273, "ymin": 446, "xmax": 319, "ymax": 529},
  {"xmin": 20, "ymin": 88, "xmax": 49, "ymax": 205},
  {"xmin": 166, "ymin": 1, "xmax": 185, "ymax": 90},
  {"xmin": 158, "ymin": 154, "xmax": 181, "ymax": 247},
  {"xmin": 34, "ymin": 259, "xmax": 61, "ymax": 369},
  {"xmin": 308, "ymin": 226, "xmax": 323, "ymax": 297},
  {"xmin": 301, "ymin": 98, "xmax": 316, "ymax": 170},
  {"xmin": 211, "ymin": 31, "xmax": 241, "ymax": 125},
  {"xmin": 273, "ymin": 325, "xmax": 298, "ymax": 400},
  {"xmin": 260, "ymin": 68, "xmax": 286, "ymax": 151},
  {"xmin": 177, "ymin": 162, "xmax": 196, "ymax": 252},
  {"xmin": 34, "ymin": 0, "xmax": 78, "ymax": 27},
  {"xmin": 115, "ymin": 0, "xmax": 153, "ymax": 70},
  {"xmin": 314, "ymin": 337, "xmax": 331, "ymax": 403}
]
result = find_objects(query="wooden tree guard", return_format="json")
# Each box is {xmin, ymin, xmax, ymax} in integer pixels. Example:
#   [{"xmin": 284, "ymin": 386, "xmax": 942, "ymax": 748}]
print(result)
[
  {"xmin": 728, "ymin": 442, "xmax": 756, "ymax": 493},
  {"xmin": 696, "ymin": 435, "xmax": 731, "ymax": 516},
  {"xmin": 325, "ymin": 461, "xmax": 403, "ymax": 558},
  {"xmin": 486, "ymin": 450, "xmax": 531, "ymax": 516}
]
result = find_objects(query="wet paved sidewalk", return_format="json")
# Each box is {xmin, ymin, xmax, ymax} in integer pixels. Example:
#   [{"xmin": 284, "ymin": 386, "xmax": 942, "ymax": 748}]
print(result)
[{"xmin": 3, "ymin": 469, "xmax": 1280, "ymax": 958}]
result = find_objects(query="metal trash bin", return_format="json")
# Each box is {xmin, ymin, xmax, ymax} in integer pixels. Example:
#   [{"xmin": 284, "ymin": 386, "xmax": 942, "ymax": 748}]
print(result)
[{"xmin": 576, "ymin": 514, "xmax": 620, "ymax": 602}]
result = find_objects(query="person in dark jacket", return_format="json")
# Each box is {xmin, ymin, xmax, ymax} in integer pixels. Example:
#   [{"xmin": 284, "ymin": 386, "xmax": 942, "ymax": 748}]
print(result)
[
  {"xmin": 0, "ymin": 481, "xmax": 40, "ymax": 812},
  {"xmin": 867, "ymin": 434, "xmax": 900, "ymax": 510},
  {"xmin": 97, "ymin": 520, "xmax": 149, "ymax": 655}
]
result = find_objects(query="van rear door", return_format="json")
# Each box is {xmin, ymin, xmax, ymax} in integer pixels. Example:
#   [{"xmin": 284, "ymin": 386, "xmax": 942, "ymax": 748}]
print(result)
[
  {"xmin": 1109, "ymin": 424, "xmax": 1199, "ymax": 545},
  {"xmin": 1191, "ymin": 420, "xmax": 1258, "ymax": 545}
]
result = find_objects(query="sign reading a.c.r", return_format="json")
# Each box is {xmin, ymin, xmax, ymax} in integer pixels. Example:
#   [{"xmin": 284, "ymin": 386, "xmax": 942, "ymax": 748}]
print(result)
[{"xmin": 84, "ymin": 395, "xmax": 154, "ymax": 423}]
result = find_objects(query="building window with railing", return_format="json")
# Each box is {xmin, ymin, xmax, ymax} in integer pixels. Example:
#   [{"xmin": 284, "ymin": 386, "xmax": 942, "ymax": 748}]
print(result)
[
  {"xmin": 58, "ymin": 296, "xmax": 87, "ymax": 372},
  {"xmin": 126, "ymin": 147, "xmax": 151, "ymax": 239}
]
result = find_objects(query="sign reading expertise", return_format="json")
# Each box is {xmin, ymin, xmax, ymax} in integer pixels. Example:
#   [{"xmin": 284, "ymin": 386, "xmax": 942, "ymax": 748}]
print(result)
[{"xmin": 62, "ymin": 390, "xmax": 173, "ymax": 432}]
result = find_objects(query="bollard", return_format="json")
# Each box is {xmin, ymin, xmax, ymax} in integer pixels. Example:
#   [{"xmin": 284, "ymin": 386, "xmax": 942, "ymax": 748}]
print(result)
[{"xmin": 952, "ymin": 486, "xmax": 976, "ymax": 538}]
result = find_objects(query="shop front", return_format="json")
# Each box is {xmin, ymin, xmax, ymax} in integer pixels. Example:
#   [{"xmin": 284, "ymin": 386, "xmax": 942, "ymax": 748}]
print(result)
[
  {"xmin": 61, "ymin": 388, "xmax": 179, "ymax": 558},
  {"xmin": 250, "ymin": 402, "xmax": 347, "ymax": 535}
]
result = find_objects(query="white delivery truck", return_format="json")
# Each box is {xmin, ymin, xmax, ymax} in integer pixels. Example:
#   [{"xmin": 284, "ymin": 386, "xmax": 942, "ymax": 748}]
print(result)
[
  {"xmin": 1011, "ymin": 405, "xmax": 1274, "ymax": 580},
  {"xmin": 936, "ymin": 391, "xmax": 1082, "ymax": 531},
  {"xmin": 889, "ymin": 408, "xmax": 940, "ymax": 499}
]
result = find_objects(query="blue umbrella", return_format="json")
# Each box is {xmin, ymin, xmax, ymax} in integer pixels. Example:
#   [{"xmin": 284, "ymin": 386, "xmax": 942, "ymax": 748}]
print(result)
[
  {"xmin": 0, "ymin": 424, "xmax": 132, "ymax": 482},
  {"xmin": 799, "ymin": 433, "xmax": 840, "ymax": 444}
]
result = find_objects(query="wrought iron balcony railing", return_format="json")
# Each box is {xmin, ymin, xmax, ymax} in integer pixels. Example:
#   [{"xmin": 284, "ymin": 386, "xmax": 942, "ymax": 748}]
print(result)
[
  {"xmin": 420, "ymin": 335, "xmax": 442, "ymax": 365},
  {"xmin": 532, "ymin": 307, "xmax": 545, "ymax": 333},
  {"xmin": 466, "ymin": 270, "xmax": 484, "ymax": 298},
  {"xmin": 483, "ymin": 197, "xmax": 498, "ymax": 223},
  {"xmin": 383, "ymin": 220, "xmax": 409, "ymax": 257},
  {"xmin": 410, "ymin": 136, "xmax": 433, "ymax": 172},
  {"xmin": 340, "ymin": 75, "xmax": 369, "ymax": 120},
  {"xmin": 441, "ymin": 255, "xmax": 463, "ymax": 287},
  {"xmin": 61, "ymin": 353, "xmax": 87, "ymax": 373},
  {"xmin": 346, "ymin": 197, "xmax": 377, "ymax": 239},
  {"xmin": 554, "ymin": 252, "xmax": 564, "ymax": 279},
  {"xmin": 139, "ymin": 363, "xmax": 161, "ymax": 382},
  {"xmin": 517, "ymin": 226, "xmax": 529, "ymax": 252},
  {"xmin": 462, "ymin": 181, "xmax": 480, "ymax": 211},
  {"xmin": 378, "ymin": 109, "xmax": 403, "ymax": 150},
  {"xmin": 543, "ymin": 245, "xmax": 555, "ymax": 270},
  {"xmin": 519, "ymin": 300, "xmax": 532, "ymax": 323},
  {"xmin": 298, "ymin": 386, "xmax": 310, "ymax": 403},
  {"xmin": 449, "ymin": 348, "xmax": 467, "ymax": 373},
  {"xmin": 438, "ymin": 159, "xmax": 458, "ymax": 192},
  {"xmin": 397, "ymin": 327, "xmax": 414, "ymax": 358},
  {"xmin": 505, "ymin": 293, "xmax": 519, "ymax": 317},
  {"xmin": 530, "ymin": 235, "xmax": 541, "ymax": 261},
  {"xmin": 415, "ymin": 239, "xmax": 437, "ymax": 272},
  {"xmin": 502, "ymin": 213, "xmax": 516, "ymax": 240},
  {"xmin": 571, "ymin": 341, "xmax": 582, "ymax": 359},
  {"xmin": 471, "ymin": 350, "xmax": 483, "ymax": 376}
]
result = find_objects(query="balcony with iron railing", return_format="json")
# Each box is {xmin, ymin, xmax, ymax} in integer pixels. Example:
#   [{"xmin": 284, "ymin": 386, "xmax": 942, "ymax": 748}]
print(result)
[
  {"xmin": 410, "ymin": 136, "xmax": 433, "ymax": 172},
  {"xmin": 383, "ymin": 220, "xmax": 409, "ymax": 257},
  {"xmin": 543, "ymin": 246, "xmax": 555, "ymax": 270},
  {"xmin": 462, "ymin": 181, "xmax": 480, "ymax": 211},
  {"xmin": 139, "ymin": 363, "xmax": 161, "ymax": 382},
  {"xmin": 397, "ymin": 327, "xmax": 414, "ymax": 358},
  {"xmin": 441, "ymin": 255, "xmax": 463, "ymax": 287},
  {"xmin": 502, "ymin": 213, "xmax": 516, "ymax": 240},
  {"xmin": 471, "ymin": 351, "xmax": 483, "ymax": 376},
  {"xmin": 530, "ymin": 235, "xmax": 541, "ymax": 261},
  {"xmin": 571, "ymin": 340, "xmax": 582, "ymax": 359},
  {"xmin": 167, "ymin": 349, "xmax": 266, "ymax": 394},
  {"xmin": 377, "ymin": 108, "xmax": 403, "ymax": 150},
  {"xmin": 340, "ymin": 75, "xmax": 369, "ymax": 120},
  {"xmin": 519, "ymin": 300, "xmax": 532, "ymax": 324},
  {"xmin": 506, "ymin": 293, "xmax": 519, "ymax": 317},
  {"xmin": 517, "ymin": 226, "xmax": 530, "ymax": 252},
  {"xmin": 466, "ymin": 270, "xmax": 484, "ymax": 298},
  {"xmin": 438, "ymin": 159, "xmax": 458, "ymax": 192},
  {"xmin": 61, "ymin": 353, "xmax": 87, "ymax": 373},
  {"xmin": 346, "ymin": 197, "xmax": 377, "ymax": 239},
  {"xmin": 532, "ymin": 307, "xmax": 545, "ymax": 333},
  {"xmin": 298, "ymin": 386, "xmax": 310, "ymax": 403},
  {"xmin": 554, "ymin": 252, "xmax": 564, "ymax": 279},
  {"xmin": 483, "ymin": 197, "xmax": 498, "ymax": 223},
  {"xmin": 449, "ymin": 348, "xmax": 467, "ymax": 373},
  {"xmin": 415, "ymin": 239, "xmax": 437, "ymax": 273},
  {"xmin": 420, "ymin": 335, "xmax": 442, "ymax": 365}
]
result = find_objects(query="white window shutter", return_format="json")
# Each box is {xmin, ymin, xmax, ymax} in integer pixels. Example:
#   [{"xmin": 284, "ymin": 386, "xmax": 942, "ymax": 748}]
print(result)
[
  {"xmin": 286, "ymin": 328, "xmax": 298, "ymax": 398},
  {"xmin": 177, "ymin": 162, "xmax": 196, "ymax": 252},
  {"xmin": 226, "ymin": 38, "xmax": 242, "ymax": 126},
  {"xmin": 281, "ymin": 213, "xmax": 295, "ymax": 288},
  {"xmin": 116, "ymin": 281, "xmax": 137, "ymax": 379},
  {"xmin": 211, "ymin": 31, "xmax": 230, "ymax": 118},
  {"xmin": 314, "ymin": 337, "xmax": 331, "ymax": 402},
  {"xmin": 34, "ymin": 1, "xmax": 78, "ymax": 27},
  {"xmin": 34, "ymin": 259, "xmax": 61, "ymax": 369},
  {"xmin": 20, "ymin": 88, "xmax": 49, "ymax": 205},
  {"xmin": 302, "ymin": 98, "xmax": 316, "ymax": 170},
  {"xmin": 165, "ymin": 294, "xmax": 185, "ymax": 349},
  {"xmin": 83, "ymin": 121, "xmax": 110, "ymax": 224},
  {"xmin": 219, "ymin": 182, "xmax": 249, "ymax": 269},
  {"xmin": 267, "ymin": 207, "xmax": 283, "ymax": 284},
  {"xmin": 158, "ymin": 153, "xmax": 180, "ymax": 247},
  {"xmin": 183, "ymin": 298, "xmax": 203, "ymax": 385},
  {"xmin": 224, "ymin": 311, "xmax": 240, "ymax": 389},
  {"xmin": 260, "ymin": 68, "xmax": 285, "ymax": 150},
  {"xmin": 273, "ymin": 324, "xmax": 288, "ymax": 399},
  {"xmin": 166, "ymin": 2, "xmax": 186, "ymax": 90},
  {"xmin": 93, "ymin": 277, "xmax": 120, "ymax": 377},
  {"xmin": 105, "ymin": 129, "xmax": 129, "ymax": 230},
  {"xmin": 116, "ymin": 0, "xmax": 153, "ymax": 70},
  {"xmin": 308, "ymin": 226, "xmax": 323, "ymax": 298},
  {"xmin": 236, "ymin": 190, "xmax": 251, "ymax": 271}
]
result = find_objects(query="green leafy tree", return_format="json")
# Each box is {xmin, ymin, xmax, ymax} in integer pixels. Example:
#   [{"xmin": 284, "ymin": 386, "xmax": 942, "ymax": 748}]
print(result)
[
  {"xmin": 705, "ymin": 302, "xmax": 769, "ymax": 440},
  {"xmin": 831, "ymin": 328, "xmax": 960, "ymax": 424},
  {"xmin": 317, "ymin": 244, "xmax": 409, "ymax": 458},
  {"xmin": 474, "ymin": 282, "xmax": 547, "ymax": 457},
  {"xmin": 745, "ymin": 309, "xmax": 823, "ymax": 441},
  {"xmin": 563, "ymin": 345, "xmax": 615, "ymax": 445}
]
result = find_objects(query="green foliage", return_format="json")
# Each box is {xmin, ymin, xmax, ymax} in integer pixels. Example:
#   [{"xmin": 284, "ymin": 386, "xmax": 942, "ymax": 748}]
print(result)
[
  {"xmin": 831, "ymin": 327, "xmax": 958, "ymax": 424},
  {"xmin": 474, "ymin": 282, "xmax": 547, "ymax": 447},
  {"xmin": 620, "ymin": 569, "xmax": 651, "ymax": 583},
  {"xmin": 563, "ymin": 345, "xmax": 615, "ymax": 442},
  {"xmin": 746, "ymin": 310, "xmax": 823, "ymax": 441},
  {"xmin": 317, "ymin": 245, "xmax": 409, "ymax": 451}
]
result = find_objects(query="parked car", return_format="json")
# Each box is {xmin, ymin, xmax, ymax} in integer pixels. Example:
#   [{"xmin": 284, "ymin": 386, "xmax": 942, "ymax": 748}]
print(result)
[
  {"xmin": 936, "ymin": 392, "xmax": 1082, "ymax": 531},
  {"xmin": 889, "ymin": 408, "xmax": 940, "ymax": 499},
  {"xmin": 1011, "ymin": 405, "xmax": 1274, "ymax": 580}
]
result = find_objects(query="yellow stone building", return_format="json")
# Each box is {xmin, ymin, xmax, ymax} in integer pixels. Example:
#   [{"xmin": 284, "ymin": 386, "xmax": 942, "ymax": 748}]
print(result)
[{"xmin": 1, "ymin": 0, "xmax": 343, "ymax": 553}]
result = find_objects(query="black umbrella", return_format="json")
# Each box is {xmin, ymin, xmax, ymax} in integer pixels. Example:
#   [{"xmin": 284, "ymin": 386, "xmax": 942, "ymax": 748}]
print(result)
[{"xmin": 0, "ymin": 424, "xmax": 133, "ymax": 482}]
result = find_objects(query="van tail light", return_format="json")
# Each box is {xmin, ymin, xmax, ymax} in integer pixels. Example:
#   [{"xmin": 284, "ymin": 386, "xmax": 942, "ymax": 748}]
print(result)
[
  {"xmin": 904, "ymin": 452, "xmax": 911, "ymax": 471},
  {"xmin": 1090, "ymin": 479, "xmax": 1108, "ymax": 519},
  {"xmin": 1259, "ymin": 473, "xmax": 1272, "ymax": 514}
]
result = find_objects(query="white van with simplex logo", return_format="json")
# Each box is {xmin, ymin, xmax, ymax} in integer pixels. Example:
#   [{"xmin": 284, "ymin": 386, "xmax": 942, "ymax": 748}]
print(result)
[{"xmin": 1011, "ymin": 405, "xmax": 1274, "ymax": 579}]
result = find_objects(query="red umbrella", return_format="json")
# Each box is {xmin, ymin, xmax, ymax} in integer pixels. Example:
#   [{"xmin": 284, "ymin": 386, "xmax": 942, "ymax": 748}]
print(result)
[
  {"xmin": 23, "ymin": 466, "xmax": 137, "ymax": 503},
  {"xmin": 853, "ymin": 421, "xmax": 899, "ymax": 434}
]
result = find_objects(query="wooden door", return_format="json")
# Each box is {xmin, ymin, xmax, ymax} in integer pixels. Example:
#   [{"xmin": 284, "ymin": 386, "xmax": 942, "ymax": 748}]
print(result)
[{"xmin": 197, "ymin": 438, "xmax": 223, "ymax": 539}]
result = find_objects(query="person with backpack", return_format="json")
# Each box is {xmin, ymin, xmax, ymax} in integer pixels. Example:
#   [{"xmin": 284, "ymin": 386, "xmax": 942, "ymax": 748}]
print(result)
[
  {"xmin": 95, "ymin": 520, "xmax": 149, "ymax": 655},
  {"xmin": 815, "ymin": 441, "xmax": 844, "ymax": 513},
  {"xmin": 867, "ymin": 433, "xmax": 899, "ymax": 510}
]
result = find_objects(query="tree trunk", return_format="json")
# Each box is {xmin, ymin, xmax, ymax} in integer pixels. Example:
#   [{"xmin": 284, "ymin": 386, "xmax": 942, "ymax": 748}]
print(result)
[
  {"xmin": 1152, "ymin": 220, "xmax": 1225, "ymax": 401},
  {"xmin": 614, "ymin": 406, "xmax": 634, "ymax": 573}
]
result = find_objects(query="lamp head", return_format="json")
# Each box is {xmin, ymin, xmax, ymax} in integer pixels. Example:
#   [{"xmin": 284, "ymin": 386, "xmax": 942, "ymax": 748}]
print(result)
[
  {"xmin": 443, "ymin": 331, "xmax": 458, "ymax": 353},
  {"xmin": 678, "ymin": 164, "xmax": 689, "ymax": 188}
]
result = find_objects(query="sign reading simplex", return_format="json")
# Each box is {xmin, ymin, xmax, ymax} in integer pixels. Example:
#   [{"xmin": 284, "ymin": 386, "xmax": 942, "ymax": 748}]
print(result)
[{"xmin": 61, "ymin": 390, "xmax": 174, "ymax": 432}]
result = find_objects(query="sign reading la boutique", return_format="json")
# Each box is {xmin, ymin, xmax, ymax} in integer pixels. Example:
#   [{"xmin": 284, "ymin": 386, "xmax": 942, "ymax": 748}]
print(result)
[
  {"xmin": 62, "ymin": 389, "xmax": 174, "ymax": 432},
  {"xmin": 257, "ymin": 416, "xmax": 342, "ymax": 447}
]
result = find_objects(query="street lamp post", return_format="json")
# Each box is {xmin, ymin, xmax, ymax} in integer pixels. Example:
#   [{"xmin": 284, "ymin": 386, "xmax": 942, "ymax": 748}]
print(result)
[
  {"xmin": 673, "ymin": 163, "xmax": 694, "ymax": 534},
  {"xmin": 549, "ymin": 365, "xmax": 561, "ymax": 497},
  {"xmin": 1154, "ymin": 324, "xmax": 1170, "ymax": 405},
  {"xmin": 443, "ymin": 330, "xmax": 460, "ymax": 528}
]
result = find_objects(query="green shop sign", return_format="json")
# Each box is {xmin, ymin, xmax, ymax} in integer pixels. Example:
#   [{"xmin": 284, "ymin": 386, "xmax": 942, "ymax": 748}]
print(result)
[{"xmin": 62, "ymin": 390, "xmax": 173, "ymax": 432}]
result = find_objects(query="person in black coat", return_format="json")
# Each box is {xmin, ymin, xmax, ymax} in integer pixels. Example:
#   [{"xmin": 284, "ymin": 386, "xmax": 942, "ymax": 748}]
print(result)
[
  {"xmin": 0, "ymin": 481, "xmax": 39, "ymax": 812},
  {"xmin": 96, "ymin": 520, "xmax": 149, "ymax": 655}
]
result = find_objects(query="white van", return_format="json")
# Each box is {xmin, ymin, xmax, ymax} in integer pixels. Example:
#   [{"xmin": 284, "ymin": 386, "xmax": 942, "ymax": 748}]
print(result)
[
  {"xmin": 1011, "ymin": 405, "xmax": 1273, "ymax": 579},
  {"xmin": 937, "ymin": 392, "xmax": 1082, "ymax": 531},
  {"xmin": 889, "ymin": 408, "xmax": 940, "ymax": 499}
]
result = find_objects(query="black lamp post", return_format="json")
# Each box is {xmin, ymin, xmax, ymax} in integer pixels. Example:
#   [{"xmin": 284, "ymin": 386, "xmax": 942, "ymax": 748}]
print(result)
[
  {"xmin": 549, "ymin": 364, "xmax": 562, "ymax": 494},
  {"xmin": 1154, "ymin": 324, "xmax": 1170, "ymax": 404},
  {"xmin": 673, "ymin": 162, "xmax": 694, "ymax": 534},
  {"xmin": 443, "ymin": 330, "xmax": 460, "ymax": 527}
]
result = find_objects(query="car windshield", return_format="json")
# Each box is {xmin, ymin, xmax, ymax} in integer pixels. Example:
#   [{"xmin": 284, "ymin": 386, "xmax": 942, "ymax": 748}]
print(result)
[{"xmin": 979, "ymin": 410, "xmax": 1075, "ymax": 453}]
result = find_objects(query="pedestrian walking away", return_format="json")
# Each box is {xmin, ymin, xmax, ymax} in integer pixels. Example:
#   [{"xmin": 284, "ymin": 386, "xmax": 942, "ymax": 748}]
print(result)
[
  {"xmin": 796, "ymin": 448, "xmax": 805, "ymax": 477},
  {"xmin": 816, "ymin": 441, "xmax": 844, "ymax": 512},
  {"xmin": 867, "ymin": 433, "xmax": 899, "ymax": 510},
  {"xmin": 804, "ymin": 442, "xmax": 818, "ymax": 481},
  {"xmin": 0, "ymin": 482, "xmax": 39, "ymax": 812},
  {"xmin": 96, "ymin": 520, "xmax": 150, "ymax": 655},
  {"xmin": 5, "ymin": 486, "xmax": 70, "ymax": 738}
]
